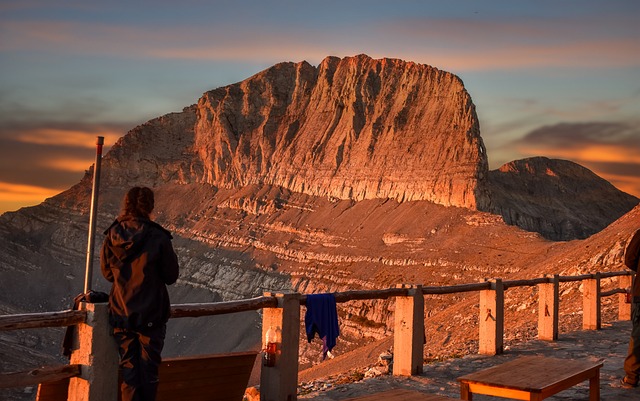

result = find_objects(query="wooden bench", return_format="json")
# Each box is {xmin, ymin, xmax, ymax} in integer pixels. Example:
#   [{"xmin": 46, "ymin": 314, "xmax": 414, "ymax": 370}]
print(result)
[
  {"xmin": 36, "ymin": 351, "xmax": 258, "ymax": 401},
  {"xmin": 457, "ymin": 355, "xmax": 603, "ymax": 401},
  {"xmin": 344, "ymin": 389, "xmax": 456, "ymax": 400}
]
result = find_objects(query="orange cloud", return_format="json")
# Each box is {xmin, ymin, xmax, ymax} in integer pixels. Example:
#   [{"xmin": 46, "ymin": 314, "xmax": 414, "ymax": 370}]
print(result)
[
  {"xmin": 0, "ymin": 182, "xmax": 61, "ymax": 214},
  {"xmin": 520, "ymin": 144, "xmax": 640, "ymax": 165},
  {"xmin": 596, "ymin": 173, "xmax": 640, "ymax": 199},
  {"xmin": 16, "ymin": 128, "xmax": 120, "ymax": 149},
  {"xmin": 44, "ymin": 158, "xmax": 95, "ymax": 172}
]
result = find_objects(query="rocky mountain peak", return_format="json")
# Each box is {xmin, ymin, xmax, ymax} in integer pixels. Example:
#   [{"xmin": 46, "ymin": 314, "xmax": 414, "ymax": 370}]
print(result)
[
  {"xmin": 186, "ymin": 55, "xmax": 490, "ymax": 208},
  {"xmin": 486, "ymin": 156, "xmax": 639, "ymax": 240}
]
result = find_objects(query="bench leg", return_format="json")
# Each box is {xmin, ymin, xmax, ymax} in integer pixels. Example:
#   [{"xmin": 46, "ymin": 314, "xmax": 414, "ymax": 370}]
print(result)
[
  {"xmin": 460, "ymin": 382, "xmax": 473, "ymax": 401},
  {"xmin": 589, "ymin": 373, "xmax": 600, "ymax": 401}
]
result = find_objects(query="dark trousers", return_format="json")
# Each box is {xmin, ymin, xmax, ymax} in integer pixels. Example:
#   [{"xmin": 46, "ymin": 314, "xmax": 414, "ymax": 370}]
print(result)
[
  {"xmin": 624, "ymin": 301, "xmax": 640, "ymax": 381},
  {"xmin": 113, "ymin": 325, "xmax": 166, "ymax": 401}
]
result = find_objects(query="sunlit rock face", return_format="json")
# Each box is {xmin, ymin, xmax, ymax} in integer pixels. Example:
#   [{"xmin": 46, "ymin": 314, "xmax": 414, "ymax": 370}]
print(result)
[{"xmin": 191, "ymin": 54, "xmax": 489, "ymax": 209}]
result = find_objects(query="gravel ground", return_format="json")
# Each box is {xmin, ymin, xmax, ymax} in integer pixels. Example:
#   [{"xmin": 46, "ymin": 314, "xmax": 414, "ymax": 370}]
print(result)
[{"xmin": 300, "ymin": 320, "xmax": 639, "ymax": 400}]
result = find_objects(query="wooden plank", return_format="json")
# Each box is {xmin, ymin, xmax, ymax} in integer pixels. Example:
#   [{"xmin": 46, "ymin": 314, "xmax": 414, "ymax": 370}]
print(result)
[
  {"xmin": 159, "ymin": 366, "xmax": 251, "ymax": 383},
  {"xmin": 156, "ymin": 352, "xmax": 257, "ymax": 401},
  {"xmin": 1, "ymin": 364, "xmax": 80, "ymax": 389},
  {"xmin": 538, "ymin": 367, "xmax": 601, "ymax": 399},
  {"xmin": 36, "ymin": 379, "xmax": 69, "ymax": 401},
  {"xmin": 158, "ymin": 386, "xmax": 247, "ymax": 401},
  {"xmin": 171, "ymin": 298, "xmax": 277, "ymax": 318},
  {"xmin": 344, "ymin": 389, "xmax": 455, "ymax": 401},
  {"xmin": 158, "ymin": 375, "xmax": 248, "ymax": 391},
  {"xmin": 0, "ymin": 310, "xmax": 85, "ymax": 331},
  {"xmin": 466, "ymin": 382, "xmax": 531, "ymax": 400},
  {"xmin": 160, "ymin": 352, "xmax": 256, "ymax": 373},
  {"xmin": 161, "ymin": 350, "xmax": 257, "ymax": 362}
]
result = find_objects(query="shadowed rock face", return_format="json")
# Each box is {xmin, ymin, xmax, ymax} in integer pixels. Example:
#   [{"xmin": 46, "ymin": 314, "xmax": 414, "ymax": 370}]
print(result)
[{"xmin": 486, "ymin": 157, "xmax": 639, "ymax": 241}]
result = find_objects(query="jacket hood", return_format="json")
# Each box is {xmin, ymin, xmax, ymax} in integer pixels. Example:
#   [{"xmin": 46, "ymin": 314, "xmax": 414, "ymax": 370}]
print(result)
[{"xmin": 104, "ymin": 217, "xmax": 154, "ymax": 263}]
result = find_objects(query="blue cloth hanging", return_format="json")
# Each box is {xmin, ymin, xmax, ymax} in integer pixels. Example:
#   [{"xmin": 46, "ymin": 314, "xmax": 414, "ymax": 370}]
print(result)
[{"xmin": 305, "ymin": 293, "xmax": 340, "ymax": 359}]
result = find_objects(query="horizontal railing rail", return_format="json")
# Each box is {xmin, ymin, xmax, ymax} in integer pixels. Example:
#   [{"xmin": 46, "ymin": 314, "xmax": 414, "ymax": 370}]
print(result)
[
  {"xmin": 170, "ymin": 295, "xmax": 279, "ymax": 318},
  {"xmin": 0, "ymin": 271, "xmax": 632, "ymax": 330},
  {"xmin": 0, "ymin": 364, "xmax": 81, "ymax": 389},
  {"xmin": 0, "ymin": 309, "xmax": 85, "ymax": 331}
]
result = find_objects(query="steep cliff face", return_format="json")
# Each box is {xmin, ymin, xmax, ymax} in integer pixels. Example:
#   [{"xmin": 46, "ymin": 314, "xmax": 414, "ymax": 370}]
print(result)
[
  {"xmin": 193, "ymin": 55, "xmax": 489, "ymax": 209},
  {"xmin": 486, "ymin": 157, "xmax": 639, "ymax": 240}
]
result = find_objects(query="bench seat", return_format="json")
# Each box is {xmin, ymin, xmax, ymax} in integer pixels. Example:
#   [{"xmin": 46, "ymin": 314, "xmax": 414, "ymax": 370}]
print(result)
[{"xmin": 36, "ymin": 351, "xmax": 258, "ymax": 401}]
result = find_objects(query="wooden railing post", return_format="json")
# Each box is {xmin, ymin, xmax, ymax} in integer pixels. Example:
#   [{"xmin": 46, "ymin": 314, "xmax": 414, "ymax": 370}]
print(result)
[
  {"xmin": 583, "ymin": 273, "xmax": 601, "ymax": 330},
  {"xmin": 538, "ymin": 274, "xmax": 559, "ymax": 341},
  {"xmin": 393, "ymin": 284, "xmax": 424, "ymax": 376},
  {"xmin": 260, "ymin": 292, "xmax": 300, "ymax": 401},
  {"xmin": 67, "ymin": 302, "xmax": 119, "ymax": 401},
  {"xmin": 479, "ymin": 279, "xmax": 504, "ymax": 355},
  {"xmin": 619, "ymin": 274, "xmax": 633, "ymax": 320}
]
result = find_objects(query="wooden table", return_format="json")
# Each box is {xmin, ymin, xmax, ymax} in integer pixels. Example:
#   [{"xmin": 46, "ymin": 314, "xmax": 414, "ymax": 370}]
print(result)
[{"xmin": 457, "ymin": 356, "xmax": 603, "ymax": 400}]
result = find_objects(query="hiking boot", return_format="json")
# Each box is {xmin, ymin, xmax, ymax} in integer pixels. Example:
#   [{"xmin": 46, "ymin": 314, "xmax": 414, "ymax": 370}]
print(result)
[{"xmin": 621, "ymin": 376, "xmax": 638, "ymax": 388}]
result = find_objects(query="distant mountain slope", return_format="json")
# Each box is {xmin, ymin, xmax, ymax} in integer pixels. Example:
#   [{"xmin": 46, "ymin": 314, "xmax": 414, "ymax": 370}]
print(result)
[{"xmin": 486, "ymin": 157, "xmax": 639, "ymax": 240}]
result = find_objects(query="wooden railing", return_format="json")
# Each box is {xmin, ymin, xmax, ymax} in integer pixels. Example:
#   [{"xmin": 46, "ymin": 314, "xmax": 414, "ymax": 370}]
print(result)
[{"xmin": 0, "ymin": 270, "xmax": 634, "ymax": 401}]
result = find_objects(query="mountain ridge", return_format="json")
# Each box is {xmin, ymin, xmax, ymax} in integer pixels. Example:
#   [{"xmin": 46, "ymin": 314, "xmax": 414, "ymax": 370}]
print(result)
[{"xmin": 486, "ymin": 156, "xmax": 639, "ymax": 240}]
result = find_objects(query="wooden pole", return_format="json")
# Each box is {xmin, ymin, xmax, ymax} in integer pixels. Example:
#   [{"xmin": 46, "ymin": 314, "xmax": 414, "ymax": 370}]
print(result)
[
  {"xmin": 582, "ymin": 273, "xmax": 601, "ymax": 330},
  {"xmin": 479, "ymin": 279, "xmax": 504, "ymax": 355},
  {"xmin": 618, "ymin": 274, "xmax": 633, "ymax": 321},
  {"xmin": 538, "ymin": 274, "xmax": 559, "ymax": 341},
  {"xmin": 393, "ymin": 284, "xmax": 424, "ymax": 376}
]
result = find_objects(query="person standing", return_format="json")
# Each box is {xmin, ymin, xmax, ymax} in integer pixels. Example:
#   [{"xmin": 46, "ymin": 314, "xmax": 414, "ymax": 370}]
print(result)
[
  {"xmin": 101, "ymin": 187, "xmax": 180, "ymax": 401},
  {"xmin": 623, "ymin": 228, "xmax": 640, "ymax": 388}
]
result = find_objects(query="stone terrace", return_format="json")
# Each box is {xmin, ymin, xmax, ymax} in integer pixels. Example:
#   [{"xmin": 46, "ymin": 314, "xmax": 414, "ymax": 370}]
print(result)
[{"xmin": 301, "ymin": 320, "xmax": 638, "ymax": 400}]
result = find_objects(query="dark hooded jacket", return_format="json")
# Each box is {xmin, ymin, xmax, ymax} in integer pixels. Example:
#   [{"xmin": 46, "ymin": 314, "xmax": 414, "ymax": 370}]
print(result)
[
  {"xmin": 625, "ymin": 229, "xmax": 640, "ymax": 302},
  {"xmin": 100, "ymin": 216, "xmax": 179, "ymax": 330}
]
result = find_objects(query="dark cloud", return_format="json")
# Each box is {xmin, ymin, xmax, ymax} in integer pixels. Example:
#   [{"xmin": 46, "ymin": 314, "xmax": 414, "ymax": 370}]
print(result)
[
  {"xmin": 518, "ymin": 122, "xmax": 640, "ymax": 149},
  {"xmin": 508, "ymin": 121, "xmax": 640, "ymax": 197},
  {"xmin": 0, "ymin": 137, "xmax": 91, "ymax": 188},
  {"xmin": 0, "ymin": 118, "xmax": 130, "ymax": 190},
  {"xmin": 587, "ymin": 161, "xmax": 640, "ymax": 178}
]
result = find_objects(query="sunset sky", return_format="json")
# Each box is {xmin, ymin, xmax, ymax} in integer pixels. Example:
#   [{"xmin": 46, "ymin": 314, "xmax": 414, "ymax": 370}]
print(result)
[{"xmin": 1, "ymin": 1, "xmax": 639, "ymax": 214}]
